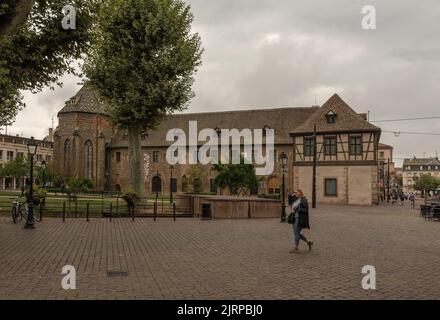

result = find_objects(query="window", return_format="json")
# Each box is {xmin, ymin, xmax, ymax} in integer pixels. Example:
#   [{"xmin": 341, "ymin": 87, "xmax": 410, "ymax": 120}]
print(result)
[
  {"xmin": 324, "ymin": 137, "xmax": 337, "ymax": 156},
  {"xmin": 116, "ymin": 152, "xmax": 121, "ymax": 163},
  {"xmin": 17, "ymin": 152, "xmax": 24, "ymax": 159},
  {"xmin": 170, "ymin": 178, "xmax": 177, "ymax": 193},
  {"xmin": 152, "ymin": 175, "xmax": 162, "ymax": 193},
  {"xmin": 349, "ymin": 136, "xmax": 362, "ymax": 156},
  {"xmin": 193, "ymin": 178, "xmax": 202, "ymax": 193},
  {"xmin": 379, "ymin": 151, "xmax": 384, "ymax": 158},
  {"xmin": 153, "ymin": 151, "xmax": 160, "ymax": 163},
  {"xmin": 420, "ymin": 166, "xmax": 423, "ymax": 170},
  {"xmin": 268, "ymin": 177, "xmax": 280, "ymax": 194},
  {"xmin": 64, "ymin": 139, "xmax": 72, "ymax": 174},
  {"xmin": 7, "ymin": 151, "xmax": 14, "ymax": 161},
  {"xmin": 181, "ymin": 175, "xmax": 188, "ymax": 193},
  {"xmin": 210, "ymin": 179, "xmax": 217, "ymax": 193},
  {"xmin": 325, "ymin": 179, "xmax": 337, "ymax": 197},
  {"xmin": 0, "ymin": 150, "xmax": 3, "ymax": 160},
  {"xmin": 304, "ymin": 137, "xmax": 314, "ymax": 157},
  {"xmin": 46, "ymin": 155, "xmax": 51, "ymax": 163},
  {"xmin": 325, "ymin": 110, "xmax": 337, "ymax": 123},
  {"xmin": 85, "ymin": 140, "xmax": 93, "ymax": 179}
]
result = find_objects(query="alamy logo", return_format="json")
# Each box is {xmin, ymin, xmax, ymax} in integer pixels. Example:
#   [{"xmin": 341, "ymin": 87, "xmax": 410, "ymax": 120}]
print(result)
[
  {"xmin": 166, "ymin": 121, "xmax": 275, "ymax": 175},
  {"xmin": 361, "ymin": 5, "xmax": 377, "ymax": 30},
  {"xmin": 361, "ymin": 265, "xmax": 376, "ymax": 290},
  {"xmin": 61, "ymin": 5, "xmax": 76, "ymax": 30},
  {"xmin": 61, "ymin": 265, "xmax": 76, "ymax": 290}
]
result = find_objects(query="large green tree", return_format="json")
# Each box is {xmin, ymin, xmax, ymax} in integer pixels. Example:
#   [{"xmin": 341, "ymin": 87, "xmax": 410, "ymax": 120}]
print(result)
[
  {"xmin": 0, "ymin": 154, "xmax": 28, "ymax": 178},
  {"xmin": 84, "ymin": 0, "xmax": 202, "ymax": 194},
  {"xmin": 213, "ymin": 158, "xmax": 260, "ymax": 196},
  {"xmin": 413, "ymin": 174, "xmax": 440, "ymax": 203},
  {"xmin": 0, "ymin": 0, "xmax": 97, "ymax": 126}
]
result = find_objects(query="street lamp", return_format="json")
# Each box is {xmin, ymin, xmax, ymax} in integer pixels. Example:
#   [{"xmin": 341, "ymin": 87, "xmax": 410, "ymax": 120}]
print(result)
[
  {"xmin": 20, "ymin": 154, "xmax": 25, "ymax": 196},
  {"xmin": 41, "ymin": 160, "xmax": 46, "ymax": 188},
  {"xmin": 279, "ymin": 151, "xmax": 288, "ymax": 223},
  {"xmin": 170, "ymin": 165, "xmax": 174, "ymax": 204},
  {"xmin": 25, "ymin": 137, "xmax": 38, "ymax": 229}
]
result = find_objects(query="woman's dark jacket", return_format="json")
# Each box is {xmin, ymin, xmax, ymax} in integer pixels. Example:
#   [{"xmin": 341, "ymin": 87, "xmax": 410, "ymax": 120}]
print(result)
[{"xmin": 296, "ymin": 197, "xmax": 310, "ymax": 229}]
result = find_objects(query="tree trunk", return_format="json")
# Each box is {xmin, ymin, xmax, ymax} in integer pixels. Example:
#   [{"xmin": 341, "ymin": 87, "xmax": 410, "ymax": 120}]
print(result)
[{"xmin": 128, "ymin": 122, "xmax": 143, "ymax": 195}]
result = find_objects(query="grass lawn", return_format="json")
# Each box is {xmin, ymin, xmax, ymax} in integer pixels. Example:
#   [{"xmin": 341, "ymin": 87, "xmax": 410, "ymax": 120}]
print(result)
[{"xmin": 0, "ymin": 191, "xmax": 174, "ymax": 217}]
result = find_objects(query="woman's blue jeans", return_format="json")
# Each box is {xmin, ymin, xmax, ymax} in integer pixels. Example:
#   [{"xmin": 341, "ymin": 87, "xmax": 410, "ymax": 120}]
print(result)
[{"xmin": 293, "ymin": 218, "xmax": 308, "ymax": 247}]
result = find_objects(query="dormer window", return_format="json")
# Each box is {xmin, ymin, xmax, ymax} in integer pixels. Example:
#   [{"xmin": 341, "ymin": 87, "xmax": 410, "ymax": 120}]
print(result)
[{"xmin": 325, "ymin": 110, "xmax": 337, "ymax": 124}]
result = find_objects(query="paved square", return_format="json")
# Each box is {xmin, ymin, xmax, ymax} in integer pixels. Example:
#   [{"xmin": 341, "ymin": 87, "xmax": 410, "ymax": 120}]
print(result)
[{"xmin": 0, "ymin": 203, "xmax": 439, "ymax": 299}]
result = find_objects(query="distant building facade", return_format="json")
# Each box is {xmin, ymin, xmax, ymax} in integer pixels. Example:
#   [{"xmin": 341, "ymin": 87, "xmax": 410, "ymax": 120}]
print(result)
[
  {"xmin": 402, "ymin": 157, "xmax": 440, "ymax": 193},
  {"xmin": 53, "ymin": 85, "xmax": 387, "ymax": 205},
  {"xmin": 378, "ymin": 143, "xmax": 395, "ymax": 199},
  {"xmin": 0, "ymin": 133, "xmax": 53, "ymax": 190}
]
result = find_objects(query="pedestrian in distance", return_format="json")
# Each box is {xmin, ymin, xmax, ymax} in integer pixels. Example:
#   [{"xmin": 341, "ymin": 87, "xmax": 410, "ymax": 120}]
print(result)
[
  {"xmin": 287, "ymin": 189, "xmax": 313, "ymax": 254},
  {"xmin": 409, "ymin": 193, "xmax": 416, "ymax": 209}
]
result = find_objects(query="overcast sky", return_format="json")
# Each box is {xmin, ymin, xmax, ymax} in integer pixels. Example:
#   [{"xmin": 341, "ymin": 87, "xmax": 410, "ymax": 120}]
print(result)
[{"xmin": 6, "ymin": 0, "xmax": 440, "ymax": 167}]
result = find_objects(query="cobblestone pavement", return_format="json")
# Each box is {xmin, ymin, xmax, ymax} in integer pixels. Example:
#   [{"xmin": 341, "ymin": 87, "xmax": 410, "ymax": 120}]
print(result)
[{"xmin": 0, "ymin": 202, "xmax": 439, "ymax": 300}]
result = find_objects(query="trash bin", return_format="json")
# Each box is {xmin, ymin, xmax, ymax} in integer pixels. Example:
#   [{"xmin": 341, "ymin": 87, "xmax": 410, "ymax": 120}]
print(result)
[{"xmin": 201, "ymin": 203, "xmax": 212, "ymax": 220}]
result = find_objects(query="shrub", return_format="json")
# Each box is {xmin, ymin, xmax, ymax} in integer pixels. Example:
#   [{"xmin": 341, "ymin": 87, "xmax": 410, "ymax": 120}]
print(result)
[
  {"xmin": 258, "ymin": 193, "xmax": 280, "ymax": 200},
  {"xmin": 121, "ymin": 189, "xmax": 140, "ymax": 209},
  {"xmin": 25, "ymin": 186, "xmax": 47, "ymax": 206},
  {"xmin": 68, "ymin": 177, "xmax": 94, "ymax": 192}
]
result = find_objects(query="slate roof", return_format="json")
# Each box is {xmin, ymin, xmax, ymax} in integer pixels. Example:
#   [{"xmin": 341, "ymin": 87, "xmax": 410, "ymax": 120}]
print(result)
[
  {"xmin": 59, "ymin": 86, "xmax": 380, "ymax": 148},
  {"xmin": 403, "ymin": 158, "xmax": 440, "ymax": 167},
  {"xmin": 58, "ymin": 85, "xmax": 109, "ymax": 116},
  {"xmin": 290, "ymin": 94, "xmax": 381, "ymax": 135},
  {"xmin": 111, "ymin": 106, "xmax": 320, "ymax": 147}
]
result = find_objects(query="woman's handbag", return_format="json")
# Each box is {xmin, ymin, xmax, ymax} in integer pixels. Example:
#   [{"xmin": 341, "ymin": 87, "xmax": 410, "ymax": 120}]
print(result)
[{"xmin": 287, "ymin": 212, "xmax": 294, "ymax": 224}]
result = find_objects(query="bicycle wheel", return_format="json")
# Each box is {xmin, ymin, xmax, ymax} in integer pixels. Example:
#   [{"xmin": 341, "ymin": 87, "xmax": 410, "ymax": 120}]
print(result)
[{"xmin": 12, "ymin": 205, "xmax": 18, "ymax": 224}]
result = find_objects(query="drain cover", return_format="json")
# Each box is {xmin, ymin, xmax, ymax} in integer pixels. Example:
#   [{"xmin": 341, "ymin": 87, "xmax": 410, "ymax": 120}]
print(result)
[{"xmin": 107, "ymin": 271, "xmax": 129, "ymax": 277}]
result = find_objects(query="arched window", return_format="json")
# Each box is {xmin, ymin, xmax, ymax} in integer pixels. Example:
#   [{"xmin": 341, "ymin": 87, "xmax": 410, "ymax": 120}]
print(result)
[
  {"xmin": 85, "ymin": 140, "xmax": 93, "ymax": 179},
  {"xmin": 268, "ymin": 176, "xmax": 280, "ymax": 194},
  {"xmin": 181, "ymin": 175, "xmax": 188, "ymax": 193},
  {"xmin": 64, "ymin": 139, "xmax": 72, "ymax": 175},
  {"xmin": 152, "ymin": 175, "xmax": 162, "ymax": 193}
]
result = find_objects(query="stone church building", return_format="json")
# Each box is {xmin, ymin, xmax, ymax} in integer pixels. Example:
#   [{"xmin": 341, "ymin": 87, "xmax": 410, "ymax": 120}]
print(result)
[{"xmin": 53, "ymin": 85, "xmax": 383, "ymax": 205}]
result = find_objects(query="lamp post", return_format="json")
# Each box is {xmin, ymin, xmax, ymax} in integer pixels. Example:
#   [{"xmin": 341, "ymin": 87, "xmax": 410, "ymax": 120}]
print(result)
[
  {"xmin": 25, "ymin": 137, "xmax": 38, "ymax": 229},
  {"xmin": 279, "ymin": 152, "xmax": 288, "ymax": 223},
  {"xmin": 170, "ymin": 165, "xmax": 174, "ymax": 204},
  {"xmin": 20, "ymin": 154, "xmax": 25, "ymax": 196},
  {"xmin": 41, "ymin": 160, "xmax": 46, "ymax": 188}
]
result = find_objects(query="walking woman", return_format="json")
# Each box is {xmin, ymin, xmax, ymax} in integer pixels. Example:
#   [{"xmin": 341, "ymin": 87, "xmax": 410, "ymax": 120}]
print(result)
[{"xmin": 289, "ymin": 189, "xmax": 313, "ymax": 254}]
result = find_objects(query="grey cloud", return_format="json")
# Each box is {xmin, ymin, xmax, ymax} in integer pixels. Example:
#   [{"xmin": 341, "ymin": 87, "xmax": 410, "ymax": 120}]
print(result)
[{"xmin": 9, "ymin": 0, "xmax": 440, "ymax": 167}]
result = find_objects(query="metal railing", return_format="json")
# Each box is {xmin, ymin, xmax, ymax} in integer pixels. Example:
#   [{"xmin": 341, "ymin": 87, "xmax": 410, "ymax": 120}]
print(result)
[{"xmin": 2, "ymin": 195, "xmax": 196, "ymax": 222}]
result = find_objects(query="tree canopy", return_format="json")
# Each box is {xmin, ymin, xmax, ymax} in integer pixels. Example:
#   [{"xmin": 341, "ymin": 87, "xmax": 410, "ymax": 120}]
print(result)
[
  {"xmin": 413, "ymin": 174, "xmax": 440, "ymax": 192},
  {"xmin": 83, "ymin": 0, "xmax": 203, "ymax": 193},
  {"xmin": 213, "ymin": 157, "xmax": 260, "ymax": 196},
  {"xmin": 0, "ymin": 153, "xmax": 28, "ymax": 178},
  {"xmin": 0, "ymin": 0, "xmax": 97, "ymax": 126}
]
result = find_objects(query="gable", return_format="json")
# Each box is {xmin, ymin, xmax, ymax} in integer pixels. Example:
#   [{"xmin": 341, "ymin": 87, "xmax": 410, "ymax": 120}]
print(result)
[{"xmin": 290, "ymin": 94, "xmax": 381, "ymax": 135}]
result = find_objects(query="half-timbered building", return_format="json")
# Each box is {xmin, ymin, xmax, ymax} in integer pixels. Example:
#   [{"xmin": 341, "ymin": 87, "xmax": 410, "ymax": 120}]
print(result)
[{"xmin": 290, "ymin": 94, "xmax": 381, "ymax": 205}]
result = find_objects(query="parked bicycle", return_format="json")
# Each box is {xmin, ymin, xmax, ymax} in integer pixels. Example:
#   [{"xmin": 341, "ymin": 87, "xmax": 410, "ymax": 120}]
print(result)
[{"xmin": 11, "ymin": 196, "xmax": 30, "ymax": 224}]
